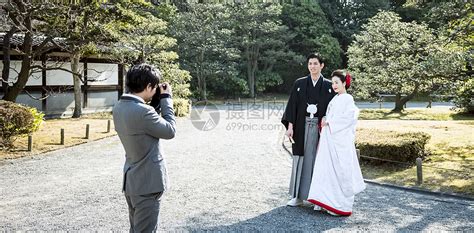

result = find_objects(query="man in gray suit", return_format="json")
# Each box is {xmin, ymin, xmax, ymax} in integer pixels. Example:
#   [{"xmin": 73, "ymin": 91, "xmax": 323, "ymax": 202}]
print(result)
[{"xmin": 113, "ymin": 63, "xmax": 176, "ymax": 232}]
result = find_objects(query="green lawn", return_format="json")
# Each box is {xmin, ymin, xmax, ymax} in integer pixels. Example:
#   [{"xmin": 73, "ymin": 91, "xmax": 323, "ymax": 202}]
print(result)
[
  {"xmin": 357, "ymin": 119, "xmax": 473, "ymax": 196},
  {"xmin": 359, "ymin": 108, "xmax": 473, "ymax": 121}
]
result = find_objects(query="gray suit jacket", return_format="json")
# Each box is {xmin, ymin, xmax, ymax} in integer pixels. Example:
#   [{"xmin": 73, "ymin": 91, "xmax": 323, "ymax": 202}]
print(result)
[{"xmin": 113, "ymin": 94, "xmax": 176, "ymax": 195}]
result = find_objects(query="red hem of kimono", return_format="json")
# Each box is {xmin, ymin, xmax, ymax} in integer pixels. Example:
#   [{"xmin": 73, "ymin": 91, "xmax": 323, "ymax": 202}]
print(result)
[{"xmin": 307, "ymin": 199, "xmax": 352, "ymax": 216}]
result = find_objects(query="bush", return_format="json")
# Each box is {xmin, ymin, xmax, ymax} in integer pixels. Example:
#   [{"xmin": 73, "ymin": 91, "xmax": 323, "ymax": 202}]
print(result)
[
  {"xmin": 0, "ymin": 100, "xmax": 44, "ymax": 149},
  {"xmin": 356, "ymin": 128, "xmax": 431, "ymax": 164},
  {"xmin": 453, "ymin": 79, "xmax": 474, "ymax": 113},
  {"xmin": 173, "ymin": 98, "xmax": 190, "ymax": 117},
  {"xmin": 209, "ymin": 75, "xmax": 249, "ymax": 99}
]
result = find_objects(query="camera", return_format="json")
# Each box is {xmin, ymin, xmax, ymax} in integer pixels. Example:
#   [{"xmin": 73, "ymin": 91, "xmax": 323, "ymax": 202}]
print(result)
[{"xmin": 150, "ymin": 84, "xmax": 167, "ymax": 111}]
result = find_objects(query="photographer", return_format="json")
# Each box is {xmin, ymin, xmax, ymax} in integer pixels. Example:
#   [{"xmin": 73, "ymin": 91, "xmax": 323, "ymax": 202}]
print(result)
[{"xmin": 113, "ymin": 63, "xmax": 176, "ymax": 232}]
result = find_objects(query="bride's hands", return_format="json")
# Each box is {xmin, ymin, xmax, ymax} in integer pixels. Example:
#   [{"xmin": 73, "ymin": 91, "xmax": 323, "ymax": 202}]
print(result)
[{"xmin": 321, "ymin": 117, "xmax": 328, "ymax": 127}]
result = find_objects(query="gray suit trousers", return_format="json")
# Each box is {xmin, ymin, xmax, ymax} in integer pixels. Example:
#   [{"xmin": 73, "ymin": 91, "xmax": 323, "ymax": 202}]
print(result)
[{"xmin": 125, "ymin": 192, "xmax": 163, "ymax": 233}]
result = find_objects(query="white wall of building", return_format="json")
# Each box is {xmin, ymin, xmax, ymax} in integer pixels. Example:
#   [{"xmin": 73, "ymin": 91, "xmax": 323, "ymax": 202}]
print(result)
[
  {"xmin": 0, "ymin": 59, "xmax": 120, "ymax": 116},
  {"xmin": 0, "ymin": 60, "xmax": 118, "ymax": 86},
  {"xmin": 46, "ymin": 62, "xmax": 77, "ymax": 85},
  {"xmin": 0, "ymin": 60, "xmax": 42, "ymax": 85},
  {"xmin": 87, "ymin": 63, "xmax": 118, "ymax": 85},
  {"xmin": 88, "ymin": 91, "xmax": 118, "ymax": 108}
]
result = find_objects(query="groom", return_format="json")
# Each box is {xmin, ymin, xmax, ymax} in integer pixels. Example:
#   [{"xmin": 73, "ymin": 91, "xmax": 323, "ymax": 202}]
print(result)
[
  {"xmin": 113, "ymin": 63, "xmax": 176, "ymax": 232},
  {"xmin": 281, "ymin": 53, "xmax": 335, "ymax": 206}
]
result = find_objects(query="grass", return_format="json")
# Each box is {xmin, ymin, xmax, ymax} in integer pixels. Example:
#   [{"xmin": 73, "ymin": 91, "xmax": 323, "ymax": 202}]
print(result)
[
  {"xmin": 0, "ymin": 112, "xmax": 116, "ymax": 160},
  {"xmin": 359, "ymin": 108, "xmax": 474, "ymax": 121},
  {"xmin": 360, "ymin": 162, "xmax": 474, "ymax": 195},
  {"xmin": 358, "ymin": 120, "xmax": 474, "ymax": 196}
]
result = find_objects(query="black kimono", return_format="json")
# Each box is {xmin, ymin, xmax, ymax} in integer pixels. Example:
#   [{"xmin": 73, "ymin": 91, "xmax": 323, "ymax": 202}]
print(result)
[{"xmin": 281, "ymin": 75, "xmax": 336, "ymax": 156}]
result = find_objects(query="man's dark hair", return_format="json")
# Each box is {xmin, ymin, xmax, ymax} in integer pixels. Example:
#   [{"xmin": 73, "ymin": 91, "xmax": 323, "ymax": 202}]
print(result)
[
  {"xmin": 126, "ymin": 63, "xmax": 161, "ymax": 93},
  {"xmin": 306, "ymin": 53, "xmax": 324, "ymax": 64}
]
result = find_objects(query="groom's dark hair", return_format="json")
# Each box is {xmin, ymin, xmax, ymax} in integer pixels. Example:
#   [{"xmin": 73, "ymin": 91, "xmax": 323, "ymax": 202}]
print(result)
[
  {"xmin": 306, "ymin": 53, "xmax": 324, "ymax": 64},
  {"xmin": 126, "ymin": 63, "xmax": 162, "ymax": 94}
]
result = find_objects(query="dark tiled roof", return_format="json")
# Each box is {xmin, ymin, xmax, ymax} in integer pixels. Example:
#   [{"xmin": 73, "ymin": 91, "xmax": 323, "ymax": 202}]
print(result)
[
  {"xmin": 0, "ymin": 9, "xmax": 11, "ymax": 32},
  {"xmin": 0, "ymin": 33, "xmax": 119, "ymax": 53},
  {"xmin": 0, "ymin": 33, "xmax": 64, "ymax": 48}
]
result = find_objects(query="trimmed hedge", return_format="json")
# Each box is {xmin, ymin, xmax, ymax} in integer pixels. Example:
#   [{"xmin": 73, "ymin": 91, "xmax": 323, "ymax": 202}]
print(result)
[
  {"xmin": 0, "ymin": 100, "xmax": 44, "ymax": 149},
  {"xmin": 356, "ymin": 128, "xmax": 431, "ymax": 164}
]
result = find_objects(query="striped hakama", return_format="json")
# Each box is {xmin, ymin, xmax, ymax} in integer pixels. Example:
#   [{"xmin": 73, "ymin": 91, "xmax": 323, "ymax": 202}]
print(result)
[{"xmin": 289, "ymin": 116, "xmax": 319, "ymax": 200}]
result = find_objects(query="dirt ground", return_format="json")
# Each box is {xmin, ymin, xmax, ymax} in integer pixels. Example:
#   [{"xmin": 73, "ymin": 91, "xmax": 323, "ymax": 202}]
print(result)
[
  {"xmin": 1, "ymin": 113, "xmax": 473, "ymax": 231},
  {"xmin": 2, "ymin": 110, "xmax": 473, "ymax": 195},
  {"xmin": 0, "ymin": 117, "xmax": 116, "ymax": 160}
]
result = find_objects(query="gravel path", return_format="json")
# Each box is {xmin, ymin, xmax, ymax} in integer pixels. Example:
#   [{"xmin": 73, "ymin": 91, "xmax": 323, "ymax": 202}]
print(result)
[{"xmin": 1, "ymin": 105, "xmax": 473, "ymax": 231}]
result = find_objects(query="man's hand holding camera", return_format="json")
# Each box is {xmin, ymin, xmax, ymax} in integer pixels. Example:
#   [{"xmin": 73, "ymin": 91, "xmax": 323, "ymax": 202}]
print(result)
[
  {"xmin": 159, "ymin": 82, "xmax": 172, "ymax": 96},
  {"xmin": 150, "ymin": 83, "xmax": 172, "ymax": 110}
]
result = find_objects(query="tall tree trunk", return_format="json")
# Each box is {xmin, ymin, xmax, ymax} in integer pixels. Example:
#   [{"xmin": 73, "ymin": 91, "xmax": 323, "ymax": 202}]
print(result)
[
  {"xmin": 247, "ymin": 43, "xmax": 260, "ymax": 98},
  {"xmin": 202, "ymin": 76, "xmax": 207, "ymax": 101},
  {"xmin": 196, "ymin": 71, "xmax": 203, "ymax": 100},
  {"xmin": 3, "ymin": 30, "xmax": 33, "ymax": 102},
  {"xmin": 199, "ymin": 50, "xmax": 207, "ymax": 101},
  {"xmin": 246, "ymin": 48, "xmax": 255, "ymax": 98},
  {"xmin": 71, "ymin": 52, "xmax": 82, "ymax": 118},
  {"xmin": 393, "ymin": 94, "xmax": 405, "ymax": 112},
  {"xmin": 247, "ymin": 65, "xmax": 255, "ymax": 98},
  {"xmin": 251, "ymin": 54, "xmax": 258, "ymax": 96},
  {"xmin": 393, "ymin": 84, "xmax": 419, "ymax": 112},
  {"xmin": 2, "ymin": 28, "xmax": 16, "ymax": 97},
  {"xmin": 197, "ymin": 74, "xmax": 202, "ymax": 100}
]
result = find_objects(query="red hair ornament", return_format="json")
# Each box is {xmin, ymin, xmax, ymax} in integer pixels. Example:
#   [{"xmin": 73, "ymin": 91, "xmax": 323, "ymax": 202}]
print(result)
[{"xmin": 345, "ymin": 72, "xmax": 351, "ymax": 89}]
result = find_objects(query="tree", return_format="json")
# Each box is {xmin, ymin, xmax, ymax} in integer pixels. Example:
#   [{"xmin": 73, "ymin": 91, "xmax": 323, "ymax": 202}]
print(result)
[
  {"xmin": 231, "ymin": 3, "xmax": 295, "ymax": 98},
  {"xmin": 425, "ymin": 2, "xmax": 473, "ymax": 112},
  {"xmin": 319, "ymin": 0, "xmax": 390, "ymax": 66},
  {"xmin": 113, "ymin": 3, "xmax": 191, "ymax": 100},
  {"xmin": 279, "ymin": 2, "xmax": 341, "ymax": 90},
  {"xmin": 170, "ymin": 4, "xmax": 239, "ymax": 101},
  {"xmin": 1, "ymin": 27, "xmax": 16, "ymax": 97},
  {"xmin": 453, "ymin": 78, "xmax": 473, "ymax": 113},
  {"xmin": 38, "ymin": 1, "xmax": 119, "ymax": 118},
  {"xmin": 423, "ymin": 2, "xmax": 472, "ymax": 67},
  {"xmin": 389, "ymin": 0, "xmax": 428, "ymax": 23},
  {"xmin": 396, "ymin": 1, "xmax": 473, "ymax": 111},
  {"xmin": 2, "ymin": 1, "xmax": 124, "ymax": 118},
  {"xmin": 1, "ymin": 1, "xmax": 58, "ymax": 102},
  {"xmin": 348, "ymin": 11, "xmax": 464, "ymax": 112},
  {"xmin": 381, "ymin": 1, "xmax": 473, "ymax": 112}
]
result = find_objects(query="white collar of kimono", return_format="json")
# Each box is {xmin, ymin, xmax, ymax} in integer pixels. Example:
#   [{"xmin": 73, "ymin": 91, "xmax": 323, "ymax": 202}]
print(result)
[{"xmin": 311, "ymin": 74, "xmax": 322, "ymax": 87}]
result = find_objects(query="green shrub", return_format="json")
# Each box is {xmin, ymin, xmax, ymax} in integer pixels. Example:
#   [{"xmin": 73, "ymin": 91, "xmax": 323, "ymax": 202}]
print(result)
[
  {"xmin": 453, "ymin": 79, "xmax": 474, "ymax": 113},
  {"xmin": 29, "ymin": 107, "xmax": 44, "ymax": 132},
  {"xmin": 173, "ymin": 98, "xmax": 190, "ymax": 117},
  {"xmin": 0, "ymin": 100, "xmax": 44, "ymax": 149},
  {"xmin": 356, "ymin": 128, "xmax": 431, "ymax": 164}
]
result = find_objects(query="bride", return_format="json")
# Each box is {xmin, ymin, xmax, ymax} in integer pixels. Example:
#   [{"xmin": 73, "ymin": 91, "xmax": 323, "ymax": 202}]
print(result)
[{"xmin": 307, "ymin": 70, "xmax": 366, "ymax": 216}]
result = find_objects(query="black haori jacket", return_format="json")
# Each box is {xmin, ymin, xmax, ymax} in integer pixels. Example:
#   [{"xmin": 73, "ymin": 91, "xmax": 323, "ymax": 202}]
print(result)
[{"xmin": 281, "ymin": 75, "xmax": 336, "ymax": 156}]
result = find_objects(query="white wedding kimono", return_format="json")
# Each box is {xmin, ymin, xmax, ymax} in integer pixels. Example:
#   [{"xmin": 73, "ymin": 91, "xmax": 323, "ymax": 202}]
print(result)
[{"xmin": 307, "ymin": 93, "xmax": 366, "ymax": 216}]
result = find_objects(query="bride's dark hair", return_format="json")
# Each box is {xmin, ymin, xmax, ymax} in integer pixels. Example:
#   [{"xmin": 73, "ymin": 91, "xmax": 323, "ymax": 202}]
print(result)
[{"xmin": 331, "ymin": 70, "xmax": 351, "ymax": 89}]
